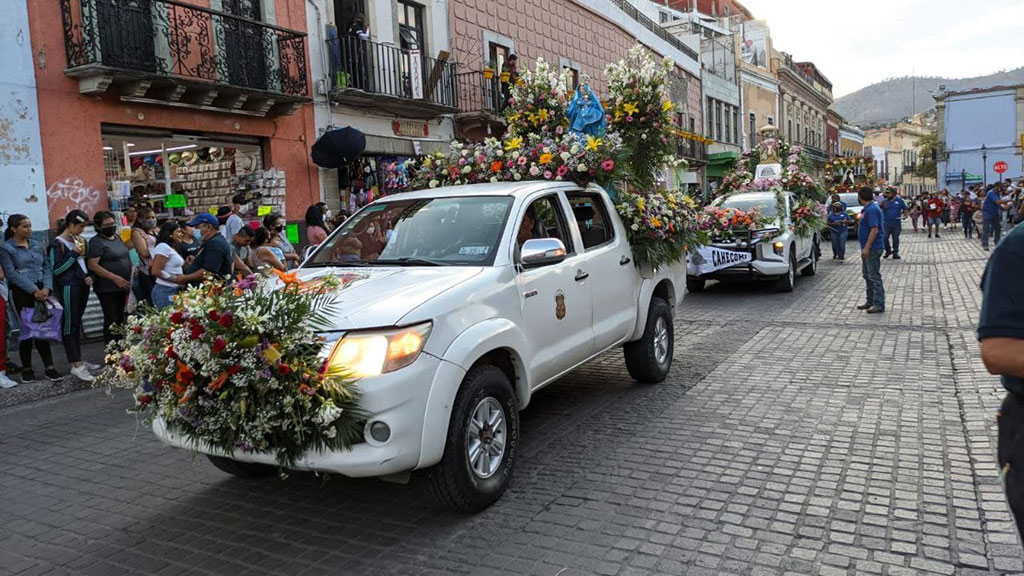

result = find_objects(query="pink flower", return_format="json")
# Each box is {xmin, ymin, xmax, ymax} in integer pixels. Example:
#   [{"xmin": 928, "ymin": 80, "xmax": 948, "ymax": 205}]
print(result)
[
  {"xmin": 602, "ymin": 159, "xmax": 615, "ymax": 171},
  {"xmin": 543, "ymin": 170, "xmax": 553, "ymax": 179},
  {"xmin": 626, "ymin": 116, "xmax": 633, "ymax": 123},
  {"xmin": 555, "ymin": 126, "xmax": 564, "ymax": 135},
  {"xmin": 518, "ymin": 156, "xmax": 528, "ymax": 166},
  {"xmin": 556, "ymin": 165, "xmax": 569, "ymax": 176}
]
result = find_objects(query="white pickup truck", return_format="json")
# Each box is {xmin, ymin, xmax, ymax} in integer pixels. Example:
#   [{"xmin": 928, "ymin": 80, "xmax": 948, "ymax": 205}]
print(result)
[{"xmin": 156, "ymin": 182, "xmax": 685, "ymax": 511}]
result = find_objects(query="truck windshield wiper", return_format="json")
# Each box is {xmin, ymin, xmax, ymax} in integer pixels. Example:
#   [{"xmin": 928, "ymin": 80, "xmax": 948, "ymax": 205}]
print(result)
[
  {"xmin": 302, "ymin": 260, "xmax": 371, "ymax": 268},
  {"xmin": 371, "ymin": 257, "xmax": 445, "ymax": 267}
]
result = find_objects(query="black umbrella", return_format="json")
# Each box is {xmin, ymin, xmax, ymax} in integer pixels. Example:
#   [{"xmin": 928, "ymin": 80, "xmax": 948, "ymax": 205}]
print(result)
[{"xmin": 311, "ymin": 127, "xmax": 367, "ymax": 168}]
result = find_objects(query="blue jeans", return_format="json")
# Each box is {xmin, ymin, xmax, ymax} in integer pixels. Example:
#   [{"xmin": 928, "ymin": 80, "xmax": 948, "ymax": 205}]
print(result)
[
  {"xmin": 861, "ymin": 249, "xmax": 884, "ymax": 310},
  {"xmin": 983, "ymin": 216, "xmax": 1002, "ymax": 248},
  {"xmin": 830, "ymin": 227, "xmax": 848, "ymax": 259},
  {"xmin": 151, "ymin": 283, "xmax": 179, "ymax": 311},
  {"xmin": 883, "ymin": 220, "xmax": 902, "ymax": 256}
]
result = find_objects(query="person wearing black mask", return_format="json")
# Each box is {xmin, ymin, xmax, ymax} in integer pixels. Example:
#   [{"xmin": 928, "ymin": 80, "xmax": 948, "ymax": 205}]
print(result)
[
  {"xmin": 51, "ymin": 210, "xmax": 96, "ymax": 382},
  {"xmin": 86, "ymin": 211, "xmax": 133, "ymax": 344},
  {"xmin": 263, "ymin": 213, "xmax": 300, "ymax": 269}
]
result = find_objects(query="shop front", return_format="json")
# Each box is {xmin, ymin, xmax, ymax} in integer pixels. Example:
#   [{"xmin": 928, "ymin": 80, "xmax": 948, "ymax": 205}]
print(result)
[{"xmin": 705, "ymin": 151, "xmax": 741, "ymax": 194}]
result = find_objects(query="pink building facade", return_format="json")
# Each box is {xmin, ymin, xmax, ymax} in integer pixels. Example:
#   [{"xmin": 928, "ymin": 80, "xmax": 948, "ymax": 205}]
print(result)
[{"xmin": 450, "ymin": 0, "xmax": 705, "ymax": 172}]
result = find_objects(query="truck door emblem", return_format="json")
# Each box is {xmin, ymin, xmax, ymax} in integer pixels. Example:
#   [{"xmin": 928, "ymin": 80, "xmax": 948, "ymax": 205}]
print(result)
[{"xmin": 555, "ymin": 291, "xmax": 566, "ymax": 320}]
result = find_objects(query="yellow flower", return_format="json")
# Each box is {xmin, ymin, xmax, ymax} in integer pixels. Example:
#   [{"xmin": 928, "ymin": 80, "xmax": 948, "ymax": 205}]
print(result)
[
  {"xmin": 504, "ymin": 137, "xmax": 523, "ymax": 151},
  {"xmin": 623, "ymin": 102, "xmax": 639, "ymax": 115},
  {"xmin": 508, "ymin": 112, "xmax": 521, "ymax": 123},
  {"xmin": 614, "ymin": 109, "xmax": 623, "ymax": 121},
  {"xmin": 662, "ymin": 99, "xmax": 674, "ymax": 112},
  {"xmin": 636, "ymin": 198, "xmax": 645, "ymax": 211},
  {"xmin": 537, "ymin": 108, "xmax": 549, "ymax": 122},
  {"xmin": 585, "ymin": 135, "xmax": 602, "ymax": 152},
  {"xmin": 539, "ymin": 153, "xmax": 554, "ymax": 164}
]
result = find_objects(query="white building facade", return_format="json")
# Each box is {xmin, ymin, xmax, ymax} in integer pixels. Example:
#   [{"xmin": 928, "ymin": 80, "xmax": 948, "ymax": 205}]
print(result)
[{"xmin": 935, "ymin": 85, "xmax": 1024, "ymax": 190}]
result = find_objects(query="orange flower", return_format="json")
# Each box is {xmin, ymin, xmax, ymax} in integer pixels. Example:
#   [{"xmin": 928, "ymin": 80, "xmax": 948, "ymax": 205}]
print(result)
[
  {"xmin": 490, "ymin": 160, "xmax": 504, "ymax": 173},
  {"xmin": 539, "ymin": 153, "xmax": 553, "ymax": 164},
  {"xmin": 272, "ymin": 268, "xmax": 299, "ymax": 286},
  {"xmin": 208, "ymin": 372, "xmax": 229, "ymax": 392}
]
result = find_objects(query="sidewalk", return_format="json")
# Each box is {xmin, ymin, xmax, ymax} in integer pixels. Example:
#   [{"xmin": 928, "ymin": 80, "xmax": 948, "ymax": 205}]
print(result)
[{"xmin": 0, "ymin": 338, "xmax": 108, "ymax": 409}]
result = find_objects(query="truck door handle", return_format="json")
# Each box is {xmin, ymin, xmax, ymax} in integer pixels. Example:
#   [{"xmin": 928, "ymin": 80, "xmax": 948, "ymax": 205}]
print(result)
[
  {"xmin": 619, "ymin": 256, "xmax": 631, "ymax": 266},
  {"xmin": 575, "ymin": 270, "xmax": 589, "ymax": 282}
]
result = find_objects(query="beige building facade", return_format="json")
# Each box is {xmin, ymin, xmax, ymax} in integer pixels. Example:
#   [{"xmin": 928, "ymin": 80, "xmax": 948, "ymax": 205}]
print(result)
[
  {"xmin": 864, "ymin": 117, "xmax": 937, "ymax": 194},
  {"xmin": 737, "ymin": 19, "xmax": 778, "ymax": 151},
  {"xmin": 773, "ymin": 51, "xmax": 832, "ymax": 167}
]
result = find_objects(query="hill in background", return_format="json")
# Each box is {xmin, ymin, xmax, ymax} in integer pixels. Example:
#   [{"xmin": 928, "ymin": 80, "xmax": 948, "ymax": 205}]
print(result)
[{"xmin": 834, "ymin": 68, "xmax": 1024, "ymax": 128}]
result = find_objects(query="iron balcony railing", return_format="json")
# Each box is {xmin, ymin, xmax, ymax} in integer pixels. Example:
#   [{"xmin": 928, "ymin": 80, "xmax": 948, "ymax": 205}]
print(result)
[
  {"xmin": 678, "ymin": 139, "xmax": 708, "ymax": 163},
  {"xmin": 59, "ymin": 0, "xmax": 309, "ymax": 96},
  {"xmin": 327, "ymin": 36, "xmax": 457, "ymax": 108},
  {"xmin": 605, "ymin": 0, "xmax": 699, "ymax": 62},
  {"xmin": 454, "ymin": 71, "xmax": 504, "ymax": 116}
]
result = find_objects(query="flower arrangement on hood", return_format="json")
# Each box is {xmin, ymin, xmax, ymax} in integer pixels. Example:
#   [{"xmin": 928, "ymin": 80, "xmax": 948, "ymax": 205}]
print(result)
[
  {"xmin": 697, "ymin": 206, "xmax": 774, "ymax": 243},
  {"xmin": 99, "ymin": 273, "xmax": 365, "ymax": 470}
]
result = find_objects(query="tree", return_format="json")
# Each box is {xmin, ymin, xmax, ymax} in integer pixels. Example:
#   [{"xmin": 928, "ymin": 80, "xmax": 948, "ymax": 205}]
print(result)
[{"xmin": 915, "ymin": 131, "xmax": 939, "ymax": 180}]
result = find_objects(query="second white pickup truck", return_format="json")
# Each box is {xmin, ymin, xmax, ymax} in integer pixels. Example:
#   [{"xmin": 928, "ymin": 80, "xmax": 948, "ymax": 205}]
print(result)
[{"xmin": 154, "ymin": 181, "xmax": 685, "ymax": 511}]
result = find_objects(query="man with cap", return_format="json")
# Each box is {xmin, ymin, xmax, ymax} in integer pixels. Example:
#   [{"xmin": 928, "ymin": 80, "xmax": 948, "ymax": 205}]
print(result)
[
  {"xmin": 178, "ymin": 213, "xmax": 234, "ymax": 284},
  {"xmin": 223, "ymin": 194, "xmax": 248, "ymax": 240}
]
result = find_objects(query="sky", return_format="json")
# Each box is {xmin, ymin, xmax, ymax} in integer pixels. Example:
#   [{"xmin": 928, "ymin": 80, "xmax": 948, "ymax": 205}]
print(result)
[{"xmin": 738, "ymin": 0, "xmax": 1024, "ymax": 98}]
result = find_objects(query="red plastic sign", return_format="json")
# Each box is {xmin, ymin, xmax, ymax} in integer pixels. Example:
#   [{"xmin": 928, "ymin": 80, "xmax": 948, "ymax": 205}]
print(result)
[{"xmin": 994, "ymin": 161, "xmax": 1008, "ymax": 174}]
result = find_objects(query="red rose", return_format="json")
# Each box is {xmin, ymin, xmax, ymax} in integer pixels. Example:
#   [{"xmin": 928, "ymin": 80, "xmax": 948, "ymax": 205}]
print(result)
[
  {"xmin": 227, "ymin": 364, "xmax": 242, "ymax": 376},
  {"xmin": 212, "ymin": 337, "xmax": 227, "ymax": 355},
  {"xmin": 277, "ymin": 363, "xmax": 292, "ymax": 376},
  {"xmin": 132, "ymin": 325, "xmax": 143, "ymax": 334},
  {"xmin": 218, "ymin": 314, "xmax": 234, "ymax": 328},
  {"xmin": 208, "ymin": 310, "xmax": 221, "ymax": 321},
  {"xmin": 190, "ymin": 325, "xmax": 204, "ymax": 339},
  {"xmin": 166, "ymin": 347, "xmax": 177, "ymax": 359},
  {"xmin": 138, "ymin": 394, "xmax": 152, "ymax": 406},
  {"xmin": 170, "ymin": 311, "xmax": 185, "ymax": 324}
]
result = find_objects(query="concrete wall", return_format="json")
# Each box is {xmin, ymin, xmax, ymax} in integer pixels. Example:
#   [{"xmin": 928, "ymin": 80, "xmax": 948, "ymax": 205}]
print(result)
[
  {"xmin": 27, "ymin": 0, "xmax": 319, "ymax": 228},
  {"xmin": 0, "ymin": 0, "xmax": 48, "ymax": 230},
  {"xmin": 938, "ymin": 88, "xmax": 1021, "ymax": 187}
]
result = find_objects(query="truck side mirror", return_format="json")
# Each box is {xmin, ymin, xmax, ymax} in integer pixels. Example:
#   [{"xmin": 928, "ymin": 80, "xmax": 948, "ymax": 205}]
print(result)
[{"xmin": 519, "ymin": 238, "xmax": 567, "ymax": 268}]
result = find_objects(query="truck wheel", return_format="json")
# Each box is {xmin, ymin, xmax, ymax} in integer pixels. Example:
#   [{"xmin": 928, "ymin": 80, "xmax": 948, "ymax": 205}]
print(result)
[
  {"xmin": 206, "ymin": 455, "xmax": 276, "ymax": 479},
  {"xmin": 802, "ymin": 241, "xmax": 819, "ymax": 276},
  {"xmin": 428, "ymin": 365, "xmax": 519, "ymax": 513},
  {"xmin": 624, "ymin": 297, "xmax": 673, "ymax": 383},
  {"xmin": 776, "ymin": 252, "xmax": 796, "ymax": 292},
  {"xmin": 686, "ymin": 277, "xmax": 706, "ymax": 293}
]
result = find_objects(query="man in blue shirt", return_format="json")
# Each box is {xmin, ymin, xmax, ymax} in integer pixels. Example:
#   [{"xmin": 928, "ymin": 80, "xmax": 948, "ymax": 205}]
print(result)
[
  {"xmin": 880, "ymin": 188, "xmax": 908, "ymax": 260},
  {"xmin": 979, "ymin": 223, "xmax": 1024, "ymax": 538},
  {"xmin": 982, "ymin": 184, "xmax": 1012, "ymax": 250},
  {"xmin": 178, "ymin": 213, "xmax": 234, "ymax": 285},
  {"xmin": 856, "ymin": 187, "xmax": 885, "ymax": 314}
]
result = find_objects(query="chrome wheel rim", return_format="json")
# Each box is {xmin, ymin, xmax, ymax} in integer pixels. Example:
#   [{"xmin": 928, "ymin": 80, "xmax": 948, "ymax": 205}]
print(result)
[
  {"xmin": 654, "ymin": 316, "xmax": 670, "ymax": 367},
  {"xmin": 466, "ymin": 397, "xmax": 507, "ymax": 479}
]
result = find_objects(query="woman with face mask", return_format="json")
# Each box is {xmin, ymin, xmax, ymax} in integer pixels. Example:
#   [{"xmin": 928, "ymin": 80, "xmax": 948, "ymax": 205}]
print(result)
[
  {"xmin": 176, "ymin": 221, "xmax": 201, "ymax": 263},
  {"xmin": 87, "ymin": 211, "xmax": 133, "ymax": 345},
  {"xmin": 262, "ymin": 214, "xmax": 300, "ymax": 269},
  {"xmin": 131, "ymin": 206, "xmax": 158, "ymax": 305},
  {"xmin": 305, "ymin": 204, "xmax": 329, "ymax": 247}
]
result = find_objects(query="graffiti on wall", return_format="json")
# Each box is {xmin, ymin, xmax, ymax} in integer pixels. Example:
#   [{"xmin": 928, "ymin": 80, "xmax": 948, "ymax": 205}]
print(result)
[{"xmin": 46, "ymin": 177, "xmax": 103, "ymax": 215}]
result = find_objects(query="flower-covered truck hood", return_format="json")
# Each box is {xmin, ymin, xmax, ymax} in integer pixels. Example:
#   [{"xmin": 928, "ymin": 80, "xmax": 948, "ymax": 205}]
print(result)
[{"xmin": 293, "ymin": 267, "xmax": 485, "ymax": 329}]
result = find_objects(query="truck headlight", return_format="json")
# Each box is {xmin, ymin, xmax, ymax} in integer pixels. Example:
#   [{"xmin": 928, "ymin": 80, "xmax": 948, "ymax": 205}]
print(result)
[
  {"xmin": 327, "ymin": 322, "xmax": 433, "ymax": 378},
  {"xmin": 772, "ymin": 241, "xmax": 785, "ymax": 256}
]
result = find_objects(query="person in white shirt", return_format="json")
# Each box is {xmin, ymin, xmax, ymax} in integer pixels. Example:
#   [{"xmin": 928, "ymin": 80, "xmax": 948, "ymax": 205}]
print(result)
[
  {"xmin": 151, "ymin": 221, "xmax": 188, "ymax": 310},
  {"xmin": 223, "ymin": 194, "xmax": 248, "ymax": 240}
]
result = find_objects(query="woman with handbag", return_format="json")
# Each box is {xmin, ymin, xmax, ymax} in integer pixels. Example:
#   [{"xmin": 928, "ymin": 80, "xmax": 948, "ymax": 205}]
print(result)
[
  {"xmin": 51, "ymin": 210, "xmax": 96, "ymax": 382},
  {"xmin": 86, "ymin": 211, "xmax": 133, "ymax": 345},
  {"xmin": 0, "ymin": 214, "xmax": 61, "ymax": 383}
]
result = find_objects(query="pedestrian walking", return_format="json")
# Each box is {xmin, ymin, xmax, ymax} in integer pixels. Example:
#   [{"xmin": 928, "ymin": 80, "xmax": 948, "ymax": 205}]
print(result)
[
  {"xmin": 960, "ymin": 192, "xmax": 977, "ymax": 238},
  {"xmin": 909, "ymin": 196, "xmax": 922, "ymax": 232},
  {"xmin": 131, "ymin": 207, "xmax": 157, "ymax": 305},
  {"xmin": 178, "ymin": 213, "xmax": 234, "ymax": 285},
  {"xmin": 940, "ymin": 190, "xmax": 952, "ymax": 229},
  {"xmin": 0, "ymin": 215, "xmax": 62, "ymax": 383},
  {"xmin": 982, "ymin": 185, "xmax": 1012, "ymax": 251},
  {"xmin": 827, "ymin": 202, "xmax": 849, "ymax": 262},
  {"xmin": 880, "ymin": 188, "xmax": 907, "ymax": 260},
  {"xmin": 150, "ymin": 221, "xmax": 188, "ymax": 310},
  {"xmin": 924, "ymin": 193, "xmax": 944, "ymax": 239},
  {"xmin": 0, "ymin": 260, "xmax": 19, "ymax": 388},
  {"xmin": 50, "ymin": 210, "xmax": 95, "ymax": 382},
  {"xmin": 87, "ymin": 211, "xmax": 133, "ymax": 345},
  {"xmin": 856, "ymin": 187, "xmax": 885, "ymax": 314},
  {"xmin": 979, "ymin": 221, "xmax": 1024, "ymax": 540}
]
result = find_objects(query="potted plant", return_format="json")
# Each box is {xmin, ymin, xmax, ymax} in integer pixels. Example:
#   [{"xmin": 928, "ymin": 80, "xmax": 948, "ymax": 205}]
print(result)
[{"xmin": 482, "ymin": 61, "xmax": 496, "ymax": 79}]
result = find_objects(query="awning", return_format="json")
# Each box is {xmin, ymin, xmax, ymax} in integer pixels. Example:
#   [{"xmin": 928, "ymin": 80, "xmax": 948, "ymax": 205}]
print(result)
[{"xmin": 705, "ymin": 151, "xmax": 740, "ymax": 178}]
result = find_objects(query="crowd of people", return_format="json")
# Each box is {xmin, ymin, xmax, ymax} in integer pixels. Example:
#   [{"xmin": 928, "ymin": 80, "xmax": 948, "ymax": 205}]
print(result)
[
  {"xmin": 0, "ymin": 199, "xmax": 347, "ymax": 389},
  {"xmin": 903, "ymin": 181, "xmax": 1023, "ymax": 249}
]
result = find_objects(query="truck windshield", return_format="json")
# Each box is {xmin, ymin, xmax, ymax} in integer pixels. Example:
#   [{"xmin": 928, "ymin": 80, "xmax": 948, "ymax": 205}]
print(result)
[
  {"xmin": 305, "ymin": 196, "xmax": 514, "ymax": 267},
  {"xmin": 719, "ymin": 195, "xmax": 779, "ymax": 219}
]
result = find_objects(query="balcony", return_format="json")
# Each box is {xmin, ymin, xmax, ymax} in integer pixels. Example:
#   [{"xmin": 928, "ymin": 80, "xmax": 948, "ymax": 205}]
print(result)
[
  {"xmin": 453, "ymin": 71, "xmax": 506, "ymax": 140},
  {"xmin": 327, "ymin": 37, "xmax": 458, "ymax": 119},
  {"xmin": 678, "ymin": 140, "xmax": 708, "ymax": 164},
  {"xmin": 60, "ymin": 0, "xmax": 310, "ymax": 117}
]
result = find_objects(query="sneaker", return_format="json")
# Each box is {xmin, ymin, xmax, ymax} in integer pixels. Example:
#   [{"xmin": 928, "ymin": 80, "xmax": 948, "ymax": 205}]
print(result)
[
  {"xmin": 983, "ymin": 246, "xmax": 990, "ymax": 251},
  {"xmin": 935, "ymin": 233, "xmax": 940, "ymax": 238},
  {"xmin": 6, "ymin": 362, "xmax": 22, "ymax": 376},
  {"xmin": 70, "ymin": 366, "xmax": 95, "ymax": 382},
  {"xmin": 44, "ymin": 368, "xmax": 63, "ymax": 382},
  {"xmin": 85, "ymin": 361, "xmax": 104, "ymax": 372},
  {"xmin": 928, "ymin": 233, "xmax": 932, "ymax": 238},
  {"xmin": 21, "ymin": 369, "xmax": 36, "ymax": 383},
  {"xmin": 856, "ymin": 303, "xmax": 872, "ymax": 310},
  {"xmin": 893, "ymin": 255, "xmax": 901, "ymax": 260},
  {"xmin": 883, "ymin": 252, "xmax": 892, "ymax": 259},
  {"xmin": 866, "ymin": 307, "xmax": 885, "ymax": 314},
  {"xmin": 0, "ymin": 372, "xmax": 17, "ymax": 388}
]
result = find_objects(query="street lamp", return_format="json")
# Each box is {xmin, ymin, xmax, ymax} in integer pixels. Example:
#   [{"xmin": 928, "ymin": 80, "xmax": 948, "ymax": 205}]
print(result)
[{"xmin": 982, "ymin": 144, "xmax": 987, "ymax": 187}]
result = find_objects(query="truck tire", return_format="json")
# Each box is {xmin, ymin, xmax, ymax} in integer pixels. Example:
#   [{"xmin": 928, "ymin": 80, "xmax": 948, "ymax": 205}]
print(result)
[
  {"xmin": 207, "ymin": 455, "xmax": 276, "ymax": 479},
  {"xmin": 427, "ymin": 365, "xmax": 519, "ymax": 513},
  {"xmin": 776, "ymin": 251, "xmax": 796, "ymax": 292},
  {"xmin": 624, "ymin": 297, "xmax": 673, "ymax": 383},
  {"xmin": 802, "ymin": 239, "xmax": 819, "ymax": 276},
  {"xmin": 686, "ymin": 277, "xmax": 706, "ymax": 293}
]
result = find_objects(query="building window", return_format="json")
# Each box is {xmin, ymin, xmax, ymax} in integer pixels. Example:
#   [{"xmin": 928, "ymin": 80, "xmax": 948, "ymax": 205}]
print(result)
[
  {"xmin": 767, "ymin": 116, "xmax": 774, "ymax": 126},
  {"xmin": 787, "ymin": 118, "xmax": 792, "ymax": 141},
  {"xmin": 723, "ymin": 104, "xmax": 731, "ymax": 144},
  {"xmin": 733, "ymin": 108, "xmax": 739, "ymax": 145},
  {"xmin": 397, "ymin": 0, "xmax": 425, "ymax": 50},
  {"xmin": 749, "ymin": 112, "xmax": 756, "ymax": 148},
  {"xmin": 707, "ymin": 97, "xmax": 713, "ymax": 136},
  {"xmin": 715, "ymin": 101, "xmax": 723, "ymax": 141}
]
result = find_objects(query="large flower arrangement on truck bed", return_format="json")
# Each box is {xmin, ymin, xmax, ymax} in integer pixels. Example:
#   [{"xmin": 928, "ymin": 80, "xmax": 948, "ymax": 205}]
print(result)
[
  {"xmin": 406, "ymin": 46, "xmax": 701, "ymax": 269},
  {"xmin": 99, "ymin": 273, "xmax": 364, "ymax": 470},
  {"xmin": 698, "ymin": 206, "xmax": 774, "ymax": 243}
]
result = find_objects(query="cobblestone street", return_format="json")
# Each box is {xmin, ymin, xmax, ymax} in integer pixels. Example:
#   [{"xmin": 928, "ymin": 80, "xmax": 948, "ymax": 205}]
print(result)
[{"xmin": 1, "ymin": 230, "xmax": 1020, "ymax": 576}]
